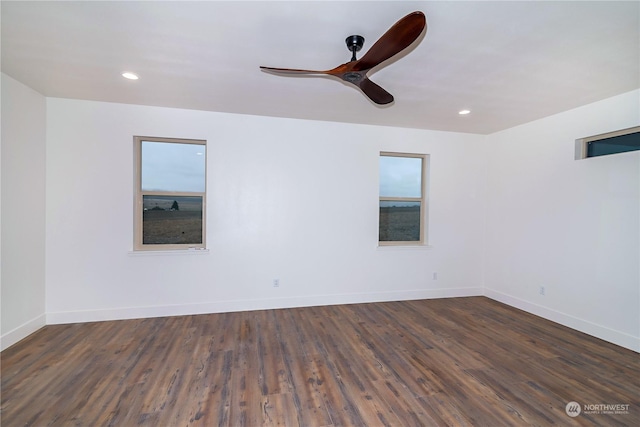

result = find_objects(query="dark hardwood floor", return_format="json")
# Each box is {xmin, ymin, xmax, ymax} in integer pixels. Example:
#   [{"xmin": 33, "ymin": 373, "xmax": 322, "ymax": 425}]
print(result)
[{"xmin": 2, "ymin": 297, "xmax": 639, "ymax": 426}]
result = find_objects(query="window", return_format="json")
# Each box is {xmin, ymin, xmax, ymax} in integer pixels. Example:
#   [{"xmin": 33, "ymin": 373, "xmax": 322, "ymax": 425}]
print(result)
[
  {"xmin": 134, "ymin": 136, "xmax": 206, "ymax": 251},
  {"xmin": 379, "ymin": 152, "xmax": 428, "ymax": 245},
  {"xmin": 575, "ymin": 126, "xmax": 640, "ymax": 159}
]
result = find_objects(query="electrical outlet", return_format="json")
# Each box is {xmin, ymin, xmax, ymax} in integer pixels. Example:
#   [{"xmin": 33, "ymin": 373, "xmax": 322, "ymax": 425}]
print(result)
[
  {"xmin": 273, "ymin": 279, "xmax": 280, "ymax": 288},
  {"xmin": 539, "ymin": 286, "xmax": 545, "ymax": 296}
]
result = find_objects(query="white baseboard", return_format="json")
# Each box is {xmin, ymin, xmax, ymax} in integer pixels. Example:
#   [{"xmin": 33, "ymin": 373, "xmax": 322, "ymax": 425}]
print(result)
[
  {"xmin": 484, "ymin": 288, "xmax": 640, "ymax": 353},
  {"xmin": 9, "ymin": 288, "xmax": 637, "ymax": 354},
  {"xmin": 46, "ymin": 287, "xmax": 484, "ymax": 325},
  {"xmin": 1, "ymin": 314, "xmax": 46, "ymax": 351}
]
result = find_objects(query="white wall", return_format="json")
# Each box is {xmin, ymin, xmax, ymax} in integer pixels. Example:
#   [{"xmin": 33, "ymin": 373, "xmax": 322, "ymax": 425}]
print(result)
[
  {"xmin": 44, "ymin": 98, "xmax": 486, "ymax": 324},
  {"xmin": 1, "ymin": 74, "xmax": 47, "ymax": 350},
  {"xmin": 4, "ymin": 77, "xmax": 637, "ymax": 353},
  {"xmin": 485, "ymin": 90, "xmax": 640, "ymax": 351}
]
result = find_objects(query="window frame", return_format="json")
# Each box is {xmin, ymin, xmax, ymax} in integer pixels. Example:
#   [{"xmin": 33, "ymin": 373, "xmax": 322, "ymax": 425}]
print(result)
[
  {"xmin": 575, "ymin": 125, "xmax": 640, "ymax": 160},
  {"xmin": 133, "ymin": 136, "xmax": 207, "ymax": 251},
  {"xmin": 378, "ymin": 151, "xmax": 428, "ymax": 246}
]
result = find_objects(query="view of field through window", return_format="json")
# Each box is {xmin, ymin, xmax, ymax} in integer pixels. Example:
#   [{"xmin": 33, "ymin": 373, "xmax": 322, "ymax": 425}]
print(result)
[
  {"xmin": 142, "ymin": 196, "xmax": 203, "ymax": 244},
  {"xmin": 379, "ymin": 202, "xmax": 421, "ymax": 241},
  {"xmin": 137, "ymin": 138, "xmax": 206, "ymax": 248},
  {"xmin": 379, "ymin": 154, "xmax": 424, "ymax": 242}
]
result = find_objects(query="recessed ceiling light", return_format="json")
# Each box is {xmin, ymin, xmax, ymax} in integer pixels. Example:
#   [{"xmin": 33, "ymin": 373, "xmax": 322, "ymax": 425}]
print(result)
[
  {"xmin": 458, "ymin": 109, "xmax": 471, "ymax": 115},
  {"xmin": 122, "ymin": 72, "xmax": 139, "ymax": 80}
]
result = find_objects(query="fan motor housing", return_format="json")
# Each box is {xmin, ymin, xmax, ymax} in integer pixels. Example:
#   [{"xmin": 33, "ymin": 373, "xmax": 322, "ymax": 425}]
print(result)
[
  {"xmin": 345, "ymin": 35, "xmax": 365, "ymax": 52},
  {"xmin": 343, "ymin": 72, "xmax": 363, "ymax": 82}
]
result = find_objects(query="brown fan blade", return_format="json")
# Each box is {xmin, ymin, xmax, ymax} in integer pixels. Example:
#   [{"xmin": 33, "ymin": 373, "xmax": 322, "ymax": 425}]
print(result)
[
  {"xmin": 355, "ymin": 11, "xmax": 426, "ymax": 71},
  {"xmin": 259, "ymin": 11, "xmax": 425, "ymax": 104},
  {"xmin": 260, "ymin": 66, "xmax": 329, "ymax": 76},
  {"xmin": 356, "ymin": 77, "xmax": 394, "ymax": 105}
]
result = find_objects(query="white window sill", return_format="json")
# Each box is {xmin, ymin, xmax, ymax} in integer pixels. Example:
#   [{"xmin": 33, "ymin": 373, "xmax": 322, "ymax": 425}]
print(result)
[
  {"xmin": 377, "ymin": 244, "xmax": 433, "ymax": 251},
  {"xmin": 128, "ymin": 248, "xmax": 210, "ymax": 256}
]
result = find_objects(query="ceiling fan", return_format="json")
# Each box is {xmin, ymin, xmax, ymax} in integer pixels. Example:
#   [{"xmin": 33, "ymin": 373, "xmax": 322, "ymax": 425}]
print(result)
[{"xmin": 260, "ymin": 11, "xmax": 426, "ymax": 105}]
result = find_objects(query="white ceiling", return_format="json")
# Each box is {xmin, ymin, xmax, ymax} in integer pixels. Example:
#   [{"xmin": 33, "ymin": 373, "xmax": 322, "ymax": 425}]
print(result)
[{"xmin": 2, "ymin": 1, "xmax": 638, "ymax": 134}]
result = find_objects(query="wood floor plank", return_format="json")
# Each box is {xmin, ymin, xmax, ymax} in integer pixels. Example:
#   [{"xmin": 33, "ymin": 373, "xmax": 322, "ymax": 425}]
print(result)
[
  {"xmin": 464, "ymin": 368, "xmax": 558, "ymax": 426},
  {"xmin": 256, "ymin": 310, "xmax": 291, "ymax": 396},
  {"xmin": 2, "ymin": 297, "xmax": 639, "ymax": 426},
  {"xmin": 273, "ymin": 311, "xmax": 333, "ymax": 426}
]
